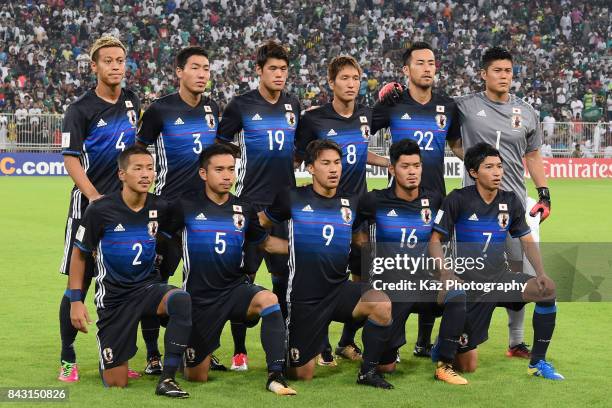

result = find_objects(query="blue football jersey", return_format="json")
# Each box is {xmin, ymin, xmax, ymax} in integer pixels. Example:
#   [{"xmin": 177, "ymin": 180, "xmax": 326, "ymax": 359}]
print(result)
[
  {"xmin": 217, "ymin": 90, "xmax": 301, "ymax": 205},
  {"xmin": 74, "ymin": 192, "xmax": 169, "ymax": 309},
  {"xmin": 265, "ymin": 186, "xmax": 360, "ymax": 303},
  {"xmin": 372, "ymin": 91, "xmax": 460, "ymax": 196},
  {"xmin": 137, "ymin": 93, "xmax": 220, "ymax": 200},
  {"xmin": 296, "ymin": 103, "xmax": 372, "ymax": 197}
]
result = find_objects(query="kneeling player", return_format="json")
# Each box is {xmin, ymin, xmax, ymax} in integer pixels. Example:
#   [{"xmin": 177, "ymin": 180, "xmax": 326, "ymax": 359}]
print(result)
[
  {"xmin": 431, "ymin": 143, "xmax": 564, "ymax": 380},
  {"xmin": 354, "ymin": 139, "xmax": 468, "ymax": 384},
  {"xmin": 69, "ymin": 146, "xmax": 192, "ymax": 397},
  {"xmin": 162, "ymin": 144, "xmax": 296, "ymax": 396},
  {"xmin": 259, "ymin": 140, "xmax": 394, "ymax": 389}
]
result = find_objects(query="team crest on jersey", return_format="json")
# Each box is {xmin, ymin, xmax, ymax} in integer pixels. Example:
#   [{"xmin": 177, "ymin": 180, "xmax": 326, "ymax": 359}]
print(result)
[
  {"xmin": 233, "ymin": 213, "xmax": 245, "ymax": 231},
  {"xmin": 285, "ymin": 112, "xmax": 296, "ymax": 127},
  {"xmin": 127, "ymin": 109, "xmax": 137, "ymax": 126},
  {"xmin": 103, "ymin": 347, "xmax": 113, "ymax": 363},
  {"xmin": 341, "ymin": 206, "xmax": 352, "ymax": 224},
  {"xmin": 149, "ymin": 210, "xmax": 157, "ymax": 218},
  {"xmin": 205, "ymin": 113, "xmax": 216, "ymax": 129},
  {"xmin": 435, "ymin": 114, "xmax": 447, "ymax": 129},
  {"xmin": 511, "ymin": 113, "xmax": 522, "ymax": 129},
  {"xmin": 185, "ymin": 347, "xmax": 196, "ymax": 363},
  {"xmin": 284, "ymin": 104, "xmax": 293, "ymax": 111},
  {"xmin": 421, "ymin": 208, "xmax": 432, "ymax": 224},
  {"xmin": 290, "ymin": 347, "xmax": 300, "ymax": 362},
  {"xmin": 360, "ymin": 125, "xmax": 371, "ymax": 140},
  {"xmin": 125, "ymin": 100, "xmax": 133, "ymax": 108},
  {"xmin": 148, "ymin": 221, "xmax": 159, "ymax": 238},
  {"xmin": 498, "ymin": 212, "xmax": 509, "ymax": 229},
  {"xmin": 459, "ymin": 333, "xmax": 469, "ymax": 347}
]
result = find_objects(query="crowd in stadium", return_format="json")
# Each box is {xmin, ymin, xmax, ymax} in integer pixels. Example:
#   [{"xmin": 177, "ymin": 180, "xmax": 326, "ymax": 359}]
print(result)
[{"xmin": 0, "ymin": 0, "xmax": 611, "ymax": 150}]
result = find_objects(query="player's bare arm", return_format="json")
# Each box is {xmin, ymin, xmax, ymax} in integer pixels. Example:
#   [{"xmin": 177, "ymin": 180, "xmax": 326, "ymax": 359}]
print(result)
[
  {"xmin": 64, "ymin": 156, "xmax": 102, "ymax": 202},
  {"xmin": 68, "ymin": 246, "xmax": 92, "ymax": 333}
]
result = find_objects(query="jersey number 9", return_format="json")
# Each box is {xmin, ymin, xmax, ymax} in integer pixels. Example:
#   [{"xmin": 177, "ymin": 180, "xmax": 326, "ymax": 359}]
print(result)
[{"xmin": 322, "ymin": 224, "xmax": 334, "ymax": 246}]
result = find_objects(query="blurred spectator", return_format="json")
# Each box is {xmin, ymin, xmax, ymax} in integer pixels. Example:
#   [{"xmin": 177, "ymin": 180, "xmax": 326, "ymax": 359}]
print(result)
[
  {"xmin": 0, "ymin": 0, "xmax": 608, "ymax": 115},
  {"xmin": 571, "ymin": 143, "xmax": 583, "ymax": 158}
]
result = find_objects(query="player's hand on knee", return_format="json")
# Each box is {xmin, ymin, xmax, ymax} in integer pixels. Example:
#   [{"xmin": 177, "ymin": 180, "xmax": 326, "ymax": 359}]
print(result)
[
  {"xmin": 378, "ymin": 82, "xmax": 403, "ymax": 106},
  {"xmin": 529, "ymin": 187, "xmax": 551, "ymax": 223},
  {"xmin": 535, "ymin": 274, "xmax": 555, "ymax": 298},
  {"xmin": 70, "ymin": 302, "xmax": 92, "ymax": 333}
]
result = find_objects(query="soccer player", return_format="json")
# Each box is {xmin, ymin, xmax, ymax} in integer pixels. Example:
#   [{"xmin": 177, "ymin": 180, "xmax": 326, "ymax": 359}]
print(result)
[
  {"xmin": 354, "ymin": 139, "xmax": 468, "ymax": 385},
  {"xmin": 69, "ymin": 146, "xmax": 193, "ymax": 396},
  {"xmin": 58, "ymin": 36, "xmax": 141, "ymax": 382},
  {"xmin": 216, "ymin": 40, "xmax": 300, "ymax": 370},
  {"xmin": 259, "ymin": 140, "xmax": 394, "ymax": 389},
  {"xmin": 430, "ymin": 143, "xmax": 563, "ymax": 380},
  {"xmin": 163, "ymin": 144, "xmax": 296, "ymax": 396},
  {"xmin": 454, "ymin": 46, "xmax": 550, "ymax": 358},
  {"xmin": 373, "ymin": 41, "xmax": 462, "ymax": 358},
  {"xmin": 136, "ymin": 46, "xmax": 225, "ymax": 374},
  {"xmin": 295, "ymin": 55, "xmax": 389, "ymax": 365}
]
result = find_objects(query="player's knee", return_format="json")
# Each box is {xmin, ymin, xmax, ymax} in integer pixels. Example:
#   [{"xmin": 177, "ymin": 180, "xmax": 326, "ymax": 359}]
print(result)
[
  {"xmin": 372, "ymin": 300, "xmax": 392, "ymax": 324},
  {"xmin": 257, "ymin": 290, "xmax": 278, "ymax": 309},
  {"xmin": 104, "ymin": 375, "xmax": 128, "ymax": 388},
  {"xmin": 165, "ymin": 290, "xmax": 191, "ymax": 321}
]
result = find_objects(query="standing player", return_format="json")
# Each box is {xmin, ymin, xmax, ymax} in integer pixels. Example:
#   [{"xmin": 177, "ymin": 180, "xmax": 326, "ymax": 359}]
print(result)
[
  {"xmin": 58, "ymin": 36, "xmax": 140, "ymax": 382},
  {"xmin": 354, "ymin": 139, "xmax": 468, "ymax": 385},
  {"xmin": 430, "ymin": 143, "xmax": 563, "ymax": 380},
  {"xmin": 453, "ymin": 47, "xmax": 551, "ymax": 358},
  {"xmin": 295, "ymin": 56, "xmax": 389, "ymax": 365},
  {"xmin": 163, "ymin": 144, "xmax": 296, "ymax": 395},
  {"xmin": 216, "ymin": 41, "xmax": 300, "ymax": 370},
  {"xmin": 259, "ymin": 140, "xmax": 394, "ymax": 389},
  {"xmin": 69, "ymin": 146, "xmax": 193, "ymax": 396},
  {"xmin": 373, "ymin": 42, "xmax": 462, "ymax": 358},
  {"xmin": 136, "ymin": 46, "xmax": 225, "ymax": 373}
]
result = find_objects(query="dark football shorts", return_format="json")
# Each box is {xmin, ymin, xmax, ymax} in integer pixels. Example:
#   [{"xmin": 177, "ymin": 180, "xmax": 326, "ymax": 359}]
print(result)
[
  {"xmin": 457, "ymin": 272, "xmax": 534, "ymax": 353},
  {"xmin": 184, "ymin": 283, "xmax": 264, "ymax": 367},
  {"xmin": 287, "ymin": 281, "xmax": 368, "ymax": 367},
  {"xmin": 96, "ymin": 283, "xmax": 176, "ymax": 370}
]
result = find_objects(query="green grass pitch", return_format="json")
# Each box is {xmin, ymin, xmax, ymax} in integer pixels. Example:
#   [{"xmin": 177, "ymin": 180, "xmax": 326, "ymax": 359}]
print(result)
[{"xmin": 0, "ymin": 177, "xmax": 611, "ymax": 407}]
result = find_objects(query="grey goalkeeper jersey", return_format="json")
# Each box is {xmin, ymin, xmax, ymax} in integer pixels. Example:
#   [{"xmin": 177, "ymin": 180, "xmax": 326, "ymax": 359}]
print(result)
[{"xmin": 455, "ymin": 92, "xmax": 542, "ymax": 206}]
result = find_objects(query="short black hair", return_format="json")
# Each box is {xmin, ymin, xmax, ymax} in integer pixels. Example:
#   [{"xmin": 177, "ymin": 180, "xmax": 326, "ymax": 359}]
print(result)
[
  {"xmin": 175, "ymin": 46, "xmax": 209, "ymax": 70},
  {"xmin": 389, "ymin": 139, "xmax": 421, "ymax": 165},
  {"xmin": 199, "ymin": 143, "xmax": 236, "ymax": 169},
  {"xmin": 304, "ymin": 139, "xmax": 342, "ymax": 166},
  {"xmin": 464, "ymin": 142, "xmax": 503, "ymax": 179},
  {"xmin": 117, "ymin": 145, "xmax": 152, "ymax": 170},
  {"xmin": 481, "ymin": 46, "xmax": 513, "ymax": 70},
  {"xmin": 402, "ymin": 41, "xmax": 434, "ymax": 66},
  {"xmin": 256, "ymin": 40, "xmax": 289, "ymax": 69}
]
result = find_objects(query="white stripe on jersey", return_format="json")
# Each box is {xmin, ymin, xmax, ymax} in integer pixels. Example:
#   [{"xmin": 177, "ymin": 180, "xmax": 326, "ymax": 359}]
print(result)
[
  {"xmin": 94, "ymin": 241, "xmax": 107, "ymax": 309},
  {"xmin": 181, "ymin": 228, "xmax": 190, "ymax": 290},
  {"xmin": 286, "ymin": 219, "xmax": 296, "ymax": 305},
  {"xmin": 285, "ymin": 219, "xmax": 296, "ymax": 338},
  {"xmin": 59, "ymin": 217, "xmax": 73, "ymax": 273},
  {"xmin": 154, "ymin": 133, "xmax": 168, "ymax": 195},
  {"xmin": 235, "ymin": 131, "xmax": 247, "ymax": 197},
  {"xmin": 70, "ymin": 190, "xmax": 78, "ymax": 218}
]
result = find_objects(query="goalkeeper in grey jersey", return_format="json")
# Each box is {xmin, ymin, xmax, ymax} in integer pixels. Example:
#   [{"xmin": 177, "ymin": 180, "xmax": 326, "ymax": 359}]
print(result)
[{"xmin": 453, "ymin": 47, "xmax": 551, "ymax": 360}]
